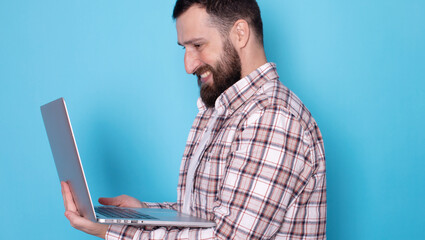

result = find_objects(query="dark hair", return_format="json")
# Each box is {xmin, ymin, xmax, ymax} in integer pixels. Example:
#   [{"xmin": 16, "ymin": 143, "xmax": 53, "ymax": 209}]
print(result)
[{"xmin": 173, "ymin": 0, "xmax": 263, "ymax": 45}]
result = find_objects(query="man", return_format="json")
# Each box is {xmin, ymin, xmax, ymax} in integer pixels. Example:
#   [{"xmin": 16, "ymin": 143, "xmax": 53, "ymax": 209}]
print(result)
[{"xmin": 62, "ymin": 0, "xmax": 327, "ymax": 239}]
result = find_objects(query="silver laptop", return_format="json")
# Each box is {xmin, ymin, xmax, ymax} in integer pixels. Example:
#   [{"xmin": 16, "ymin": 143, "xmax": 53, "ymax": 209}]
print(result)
[{"xmin": 41, "ymin": 98, "xmax": 215, "ymax": 228}]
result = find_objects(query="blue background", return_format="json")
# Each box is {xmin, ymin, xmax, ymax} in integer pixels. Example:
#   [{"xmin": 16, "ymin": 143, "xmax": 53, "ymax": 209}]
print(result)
[{"xmin": 1, "ymin": 1, "xmax": 424, "ymax": 239}]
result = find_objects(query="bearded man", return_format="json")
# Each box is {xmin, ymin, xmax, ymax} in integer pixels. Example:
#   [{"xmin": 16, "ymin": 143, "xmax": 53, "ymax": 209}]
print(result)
[{"xmin": 62, "ymin": 0, "xmax": 327, "ymax": 239}]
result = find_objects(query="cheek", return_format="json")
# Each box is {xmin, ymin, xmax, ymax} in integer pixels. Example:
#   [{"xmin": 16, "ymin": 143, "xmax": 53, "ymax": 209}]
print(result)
[{"xmin": 199, "ymin": 50, "xmax": 221, "ymax": 68}]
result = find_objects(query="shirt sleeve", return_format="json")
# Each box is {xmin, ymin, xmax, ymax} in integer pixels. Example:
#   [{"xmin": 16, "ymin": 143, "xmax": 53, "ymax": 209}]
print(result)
[
  {"xmin": 105, "ymin": 225, "xmax": 216, "ymax": 240},
  {"xmin": 142, "ymin": 202, "xmax": 178, "ymax": 211},
  {"xmin": 105, "ymin": 105, "xmax": 314, "ymax": 239},
  {"xmin": 212, "ymin": 105, "xmax": 314, "ymax": 239}
]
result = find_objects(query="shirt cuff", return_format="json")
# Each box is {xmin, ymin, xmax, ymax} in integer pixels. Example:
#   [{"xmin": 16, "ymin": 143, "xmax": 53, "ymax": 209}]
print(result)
[
  {"xmin": 105, "ymin": 224, "xmax": 138, "ymax": 240},
  {"xmin": 143, "ymin": 202, "xmax": 177, "ymax": 210}
]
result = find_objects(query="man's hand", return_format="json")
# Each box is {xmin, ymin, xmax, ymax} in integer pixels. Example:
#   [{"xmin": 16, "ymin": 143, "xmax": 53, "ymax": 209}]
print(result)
[
  {"xmin": 61, "ymin": 182, "xmax": 148, "ymax": 239},
  {"xmin": 61, "ymin": 181, "xmax": 108, "ymax": 239},
  {"xmin": 99, "ymin": 195, "xmax": 148, "ymax": 208}
]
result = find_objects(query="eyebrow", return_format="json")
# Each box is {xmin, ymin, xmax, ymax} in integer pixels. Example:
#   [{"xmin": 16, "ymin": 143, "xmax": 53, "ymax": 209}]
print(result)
[{"xmin": 177, "ymin": 38, "xmax": 205, "ymax": 46}]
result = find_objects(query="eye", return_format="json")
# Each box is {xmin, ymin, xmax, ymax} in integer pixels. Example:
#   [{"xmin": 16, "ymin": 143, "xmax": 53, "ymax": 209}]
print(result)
[{"xmin": 194, "ymin": 43, "xmax": 202, "ymax": 49}]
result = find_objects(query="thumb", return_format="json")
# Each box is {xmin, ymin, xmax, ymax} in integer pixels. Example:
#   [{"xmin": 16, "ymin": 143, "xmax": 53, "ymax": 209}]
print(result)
[
  {"xmin": 65, "ymin": 210, "xmax": 108, "ymax": 238},
  {"xmin": 98, "ymin": 196, "xmax": 123, "ymax": 206},
  {"xmin": 65, "ymin": 210, "xmax": 90, "ymax": 229}
]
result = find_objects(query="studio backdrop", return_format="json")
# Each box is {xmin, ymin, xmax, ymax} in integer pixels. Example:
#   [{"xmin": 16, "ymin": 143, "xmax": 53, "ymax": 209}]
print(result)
[{"xmin": 0, "ymin": 1, "xmax": 424, "ymax": 239}]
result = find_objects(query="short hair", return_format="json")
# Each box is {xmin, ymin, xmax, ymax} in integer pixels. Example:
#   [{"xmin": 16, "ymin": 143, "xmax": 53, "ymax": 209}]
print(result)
[{"xmin": 172, "ymin": 0, "xmax": 263, "ymax": 45}]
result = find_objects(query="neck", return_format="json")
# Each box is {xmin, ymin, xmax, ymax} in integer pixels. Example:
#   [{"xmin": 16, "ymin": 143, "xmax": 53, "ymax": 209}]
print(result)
[{"xmin": 239, "ymin": 45, "xmax": 267, "ymax": 78}]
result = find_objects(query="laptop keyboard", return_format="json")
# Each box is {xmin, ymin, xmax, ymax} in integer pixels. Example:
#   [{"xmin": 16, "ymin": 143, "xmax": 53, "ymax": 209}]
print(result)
[{"xmin": 96, "ymin": 206, "xmax": 158, "ymax": 219}]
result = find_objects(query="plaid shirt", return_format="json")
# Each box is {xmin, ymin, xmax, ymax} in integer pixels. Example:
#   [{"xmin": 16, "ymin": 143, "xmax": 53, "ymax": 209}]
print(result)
[{"xmin": 106, "ymin": 63, "xmax": 326, "ymax": 239}]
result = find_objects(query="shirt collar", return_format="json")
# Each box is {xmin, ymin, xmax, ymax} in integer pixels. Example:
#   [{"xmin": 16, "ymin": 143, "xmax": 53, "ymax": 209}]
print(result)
[{"xmin": 197, "ymin": 62, "xmax": 279, "ymax": 115}]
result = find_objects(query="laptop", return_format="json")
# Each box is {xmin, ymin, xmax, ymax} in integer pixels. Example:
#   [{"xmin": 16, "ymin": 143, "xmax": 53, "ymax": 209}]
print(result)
[{"xmin": 41, "ymin": 98, "xmax": 215, "ymax": 227}]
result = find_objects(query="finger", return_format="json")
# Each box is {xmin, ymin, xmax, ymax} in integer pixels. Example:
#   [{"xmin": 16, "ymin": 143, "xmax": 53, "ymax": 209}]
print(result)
[
  {"xmin": 62, "ymin": 182, "xmax": 75, "ymax": 211},
  {"xmin": 61, "ymin": 182, "xmax": 67, "ymax": 208},
  {"xmin": 65, "ymin": 210, "xmax": 108, "ymax": 238},
  {"xmin": 61, "ymin": 181, "xmax": 77, "ymax": 212},
  {"xmin": 98, "ymin": 196, "xmax": 123, "ymax": 206},
  {"xmin": 65, "ymin": 210, "xmax": 92, "ymax": 229},
  {"xmin": 61, "ymin": 181, "xmax": 70, "ymax": 210},
  {"xmin": 99, "ymin": 195, "xmax": 137, "ymax": 207},
  {"xmin": 99, "ymin": 195, "xmax": 146, "ymax": 208}
]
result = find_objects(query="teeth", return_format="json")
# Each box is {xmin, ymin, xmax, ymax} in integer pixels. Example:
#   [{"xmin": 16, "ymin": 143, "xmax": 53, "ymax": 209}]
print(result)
[{"xmin": 200, "ymin": 71, "xmax": 211, "ymax": 78}]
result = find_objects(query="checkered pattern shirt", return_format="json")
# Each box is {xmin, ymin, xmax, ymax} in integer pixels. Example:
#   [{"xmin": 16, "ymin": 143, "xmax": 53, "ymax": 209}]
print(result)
[{"xmin": 106, "ymin": 63, "xmax": 326, "ymax": 239}]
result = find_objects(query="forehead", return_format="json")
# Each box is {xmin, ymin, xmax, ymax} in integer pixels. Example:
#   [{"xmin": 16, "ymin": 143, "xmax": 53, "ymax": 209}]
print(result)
[{"xmin": 176, "ymin": 5, "xmax": 221, "ymax": 44}]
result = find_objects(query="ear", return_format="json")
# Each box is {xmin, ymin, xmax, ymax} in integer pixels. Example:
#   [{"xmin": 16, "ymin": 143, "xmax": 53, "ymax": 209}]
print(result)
[{"xmin": 230, "ymin": 19, "xmax": 250, "ymax": 49}]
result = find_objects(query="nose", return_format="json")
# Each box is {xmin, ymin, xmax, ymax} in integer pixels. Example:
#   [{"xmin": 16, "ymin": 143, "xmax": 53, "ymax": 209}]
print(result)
[{"xmin": 184, "ymin": 50, "xmax": 202, "ymax": 74}]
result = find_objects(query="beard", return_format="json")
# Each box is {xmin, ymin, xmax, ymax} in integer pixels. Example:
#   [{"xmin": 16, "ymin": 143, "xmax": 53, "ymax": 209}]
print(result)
[{"xmin": 195, "ymin": 39, "xmax": 242, "ymax": 108}]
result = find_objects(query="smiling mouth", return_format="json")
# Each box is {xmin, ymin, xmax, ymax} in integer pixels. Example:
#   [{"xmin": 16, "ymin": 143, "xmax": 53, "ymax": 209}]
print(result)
[{"xmin": 199, "ymin": 70, "xmax": 212, "ymax": 83}]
